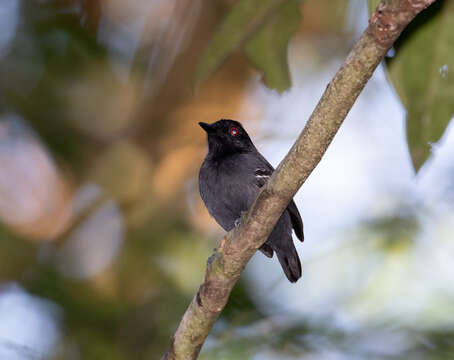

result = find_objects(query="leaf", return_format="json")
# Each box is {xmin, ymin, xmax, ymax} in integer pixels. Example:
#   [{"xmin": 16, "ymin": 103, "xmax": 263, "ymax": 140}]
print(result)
[
  {"xmin": 370, "ymin": 0, "xmax": 454, "ymax": 171},
  {"xmin": 389, "ymin": 1, "xmax": 454, "ymax": 171},
  {"xmin": 244, "ymin": 0, "xmax": 301, "ymax": 92},
  {"xmin": 195, "ymin": 0, "xmax": 286, "ymax": 86}
]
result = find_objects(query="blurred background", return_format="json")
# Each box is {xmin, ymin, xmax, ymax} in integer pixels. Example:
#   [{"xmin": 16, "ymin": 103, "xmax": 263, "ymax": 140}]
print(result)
[{"xmin": 0, "ymin": 0, "xmax": 454, "ymax": 359}]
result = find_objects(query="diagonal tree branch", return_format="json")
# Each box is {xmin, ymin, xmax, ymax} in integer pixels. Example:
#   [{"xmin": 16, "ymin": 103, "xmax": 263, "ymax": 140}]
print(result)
[{"xmin": 162, "ymin": 1, "xmax": 437, "ymax": 359}]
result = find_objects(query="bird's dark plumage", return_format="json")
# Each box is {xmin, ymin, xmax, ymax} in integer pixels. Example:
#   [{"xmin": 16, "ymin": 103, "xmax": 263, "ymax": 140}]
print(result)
[{"xmin": 198, "ymin": 119, "xmax": 304, "ymax": 283}]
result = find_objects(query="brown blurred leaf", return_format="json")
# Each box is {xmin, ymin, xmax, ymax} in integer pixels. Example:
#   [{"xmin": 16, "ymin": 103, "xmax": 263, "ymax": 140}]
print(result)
[
  {"xmin": 152, "ymin": 145, "xmax": 201, "ymax": 202},
  {"xmin": 300, "ymin": 0, "xmax": 349, "ymax": 35}
]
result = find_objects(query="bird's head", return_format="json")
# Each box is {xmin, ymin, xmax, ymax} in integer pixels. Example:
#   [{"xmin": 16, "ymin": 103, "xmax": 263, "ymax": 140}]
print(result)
[{"xmin": 199, "ymin": 119, "xmax": 255, "ymax": 157}]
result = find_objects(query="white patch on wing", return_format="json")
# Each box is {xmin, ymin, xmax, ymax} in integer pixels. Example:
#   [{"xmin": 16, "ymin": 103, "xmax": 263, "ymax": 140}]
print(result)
[{"xmin": 254, "ymin": 169, "xmax": 270, "ymax": 178}]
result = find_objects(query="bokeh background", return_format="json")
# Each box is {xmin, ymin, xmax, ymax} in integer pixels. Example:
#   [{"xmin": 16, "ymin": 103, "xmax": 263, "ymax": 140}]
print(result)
[{"xmin": 0, "ymin": 0, "xmax": 454, "ymax": 359}]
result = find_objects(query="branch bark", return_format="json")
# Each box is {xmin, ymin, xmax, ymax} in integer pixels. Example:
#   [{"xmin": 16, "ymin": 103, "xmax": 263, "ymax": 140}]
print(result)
[{"xmin": 162, "ymin": 1, "xmax": 437, "ymax": 359}]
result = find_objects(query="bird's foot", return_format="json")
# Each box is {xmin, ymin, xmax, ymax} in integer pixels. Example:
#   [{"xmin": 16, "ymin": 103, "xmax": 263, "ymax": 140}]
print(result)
[{"xmin": 234, "ymin": 211, "xmax": 247, "ymax": 228}]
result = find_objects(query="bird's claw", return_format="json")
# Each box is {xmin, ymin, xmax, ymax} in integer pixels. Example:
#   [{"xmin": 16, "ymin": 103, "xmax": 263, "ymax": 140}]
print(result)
[{"xmin": 234, "ymin": 211, "xmax": 247, "ymax": 228}]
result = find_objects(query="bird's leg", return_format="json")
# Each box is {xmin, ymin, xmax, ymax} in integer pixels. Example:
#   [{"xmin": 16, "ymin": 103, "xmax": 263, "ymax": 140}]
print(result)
[{"xmin": 234, "ymin": 211, "xmax": 247, "ymax": 228}]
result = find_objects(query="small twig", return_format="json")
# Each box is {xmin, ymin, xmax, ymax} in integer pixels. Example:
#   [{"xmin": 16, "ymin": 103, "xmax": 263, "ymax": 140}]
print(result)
[{"xmin": 161, "ymin": 1, "xmax": 437, "ymax": 359}]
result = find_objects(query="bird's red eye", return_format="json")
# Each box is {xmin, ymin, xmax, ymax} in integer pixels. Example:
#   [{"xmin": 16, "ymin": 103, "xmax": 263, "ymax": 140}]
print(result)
[{"xmin": 229, "ymin": 126, "xmax": 239, "ymax": 136}]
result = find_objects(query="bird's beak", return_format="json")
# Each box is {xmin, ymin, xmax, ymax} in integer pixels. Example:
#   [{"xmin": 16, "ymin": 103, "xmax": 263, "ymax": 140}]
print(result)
[{"xmin": 199, "ymin": 122, "xmax": 215, "ymax": 133}]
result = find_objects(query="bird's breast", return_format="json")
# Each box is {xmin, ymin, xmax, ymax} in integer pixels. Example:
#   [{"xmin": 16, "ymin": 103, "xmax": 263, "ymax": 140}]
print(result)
[{"xmin": 199, "ymin": 157, "xmax": 258, "ymax": 231}]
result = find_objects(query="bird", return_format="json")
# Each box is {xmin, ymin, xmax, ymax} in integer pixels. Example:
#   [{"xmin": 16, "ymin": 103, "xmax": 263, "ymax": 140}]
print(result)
[{"xmin": 198, "ymin": 119, "xmax": 303, "ymax": 283}]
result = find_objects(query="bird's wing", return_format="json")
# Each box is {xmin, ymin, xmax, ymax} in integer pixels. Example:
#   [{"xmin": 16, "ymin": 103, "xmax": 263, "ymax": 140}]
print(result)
[
  {"xmin": 253, "ymin": 153, "xmax": 274, "ymax": 188},
  {"xmin": 287, "ymin": 199, "xmax": 304, "ymax": 242},
  {"xmin": 254, "ymin": 155, "xmax": 304, "ymax": 242},
  {"xmin": 254, "ymin": 167, "xmax": 272, "ymax": 188}
]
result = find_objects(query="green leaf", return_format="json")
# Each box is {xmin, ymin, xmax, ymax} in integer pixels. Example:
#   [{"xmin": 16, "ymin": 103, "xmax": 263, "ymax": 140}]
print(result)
[
  {"xmin": 195, "ymin": 0, "xmax": 286, "ymax": 86},
  {"xmin": 390, "ymin": 1, "xmax": 454, "ymax": 171},
  {"xmin": 244, "ymin": 0, "xmax": 301, "ymax": 92},
  {"xmin": 375, "ymin": 1, "xmax": 454, "ymax": 171}
]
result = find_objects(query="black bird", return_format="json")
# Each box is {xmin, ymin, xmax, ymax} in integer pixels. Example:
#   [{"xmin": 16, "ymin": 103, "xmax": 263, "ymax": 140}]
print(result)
[{"xmin": 198, "ymin": 119, "xmax": 303, "ymax": 283}]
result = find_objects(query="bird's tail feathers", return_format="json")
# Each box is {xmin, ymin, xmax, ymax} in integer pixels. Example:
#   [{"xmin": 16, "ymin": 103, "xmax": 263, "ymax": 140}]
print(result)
[
  {"xmin": 275, "ymin": 244, "xmax": 301, "ymax": 283},
  {"xmin": 259, "ymin": 243, "xmax": 274, "ymax": 258}
]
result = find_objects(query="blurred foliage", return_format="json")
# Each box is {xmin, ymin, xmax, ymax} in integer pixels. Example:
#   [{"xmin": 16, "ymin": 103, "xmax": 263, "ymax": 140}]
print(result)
[
  {"xmin": 201, "ymin": 319, "xmax": 454, "ymax": 359},
  {"xmin": 0, "ymin": 1, "xmax": 105, "ymax": 164},
  {"xmin": 365, "ymin": 212, "xmax": 419, "ymax": 252},
  {"xmin": 196, "ymin": 0, "xmax": 301, "ymax": 92},
  {"xmin": 245, "ymin": 0, "xmax": 301, "ymax": 92},
  {"xmin": 369, "ymin": 0, "xmax": 454, "ymax": 171},
  {"xmin": 390, "ymin": 0, "xmax": 454, "ymax": 171}
]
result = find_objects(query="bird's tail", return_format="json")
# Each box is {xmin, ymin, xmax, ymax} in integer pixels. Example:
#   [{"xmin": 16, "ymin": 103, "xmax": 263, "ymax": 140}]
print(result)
[{"xmin": 275, "ymin": 243, "xmax": 302, "ymax": 283}]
